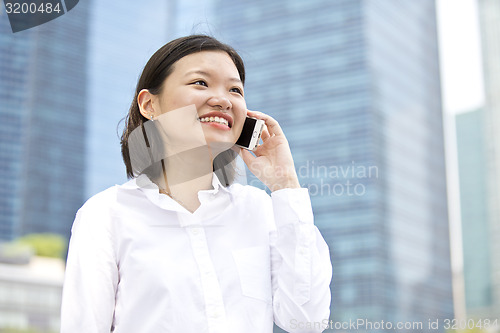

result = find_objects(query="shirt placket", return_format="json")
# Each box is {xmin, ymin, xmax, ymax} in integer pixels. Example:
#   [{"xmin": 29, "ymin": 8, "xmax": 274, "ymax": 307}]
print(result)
[{"xmin": 187, "ymin": 226, "xmax": 228, "ymax": 333}]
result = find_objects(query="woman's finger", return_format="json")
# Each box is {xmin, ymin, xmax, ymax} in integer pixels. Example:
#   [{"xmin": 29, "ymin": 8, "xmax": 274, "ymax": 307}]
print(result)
[
  {"xmin": 261, "ymin": 126, "xmax": 271, "ymax": 141},
  {"xmin": 247, "ymin": 110, "xmax": 284, "ymax": 137},
  {"xmin": 239, "ymin": 146, "xmax": 256, "ymax": 166}
]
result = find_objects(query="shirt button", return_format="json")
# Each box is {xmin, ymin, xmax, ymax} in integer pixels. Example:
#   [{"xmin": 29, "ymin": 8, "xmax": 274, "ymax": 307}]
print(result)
[
  {"xmin": 299, "ymin": 247, "xmax": 307, "ymax": 255},
  {"xmin": 190, "ymin": 228, "xmax": 200, "ymax": 235}
]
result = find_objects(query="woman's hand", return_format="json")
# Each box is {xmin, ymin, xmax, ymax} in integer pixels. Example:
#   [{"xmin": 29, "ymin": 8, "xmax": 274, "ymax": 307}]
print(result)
[{"xmin": 238, "ymin": 110, "xmax": 301, "ymax": 192}]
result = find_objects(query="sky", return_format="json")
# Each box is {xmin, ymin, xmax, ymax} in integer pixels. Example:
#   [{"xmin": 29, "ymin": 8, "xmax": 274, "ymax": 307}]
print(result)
[{"xmin": 437, "ymin": 0, "xmax": 485, "ymax": 114}]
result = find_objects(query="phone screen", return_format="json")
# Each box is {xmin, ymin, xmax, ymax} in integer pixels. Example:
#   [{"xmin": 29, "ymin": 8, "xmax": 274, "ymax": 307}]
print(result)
[{"xmin": 235, "ymin": 117, "xmax": 257, "ymax": 148}]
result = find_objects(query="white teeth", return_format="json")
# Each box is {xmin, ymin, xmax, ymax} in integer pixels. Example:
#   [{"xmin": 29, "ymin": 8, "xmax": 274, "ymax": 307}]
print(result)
[{"xmin": 199, "ymin": 116, "xmax": 229, "ymax": 126}]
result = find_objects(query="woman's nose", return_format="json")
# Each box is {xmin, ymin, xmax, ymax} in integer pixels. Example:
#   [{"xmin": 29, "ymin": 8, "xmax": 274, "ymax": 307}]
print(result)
[{"xmin": 208, "ymin": 96, "xmax": 232, "ymax": 111}]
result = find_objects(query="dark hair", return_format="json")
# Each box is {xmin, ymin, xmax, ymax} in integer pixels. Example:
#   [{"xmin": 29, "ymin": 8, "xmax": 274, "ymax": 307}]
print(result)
[{"xmin": 120, "ymin": 35, "xmax": 246, "ymax": 185}]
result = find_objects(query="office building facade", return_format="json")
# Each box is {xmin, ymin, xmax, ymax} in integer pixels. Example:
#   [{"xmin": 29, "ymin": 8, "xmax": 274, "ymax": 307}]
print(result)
[
  {"xmin": 456, "ymin": 109, "xmax": 494, "ymax": 318},
  {"xmin": 0, "ymin": 4, "xmax": 90, "ymax": 240},
  {"xmin": 0, "ymin": 256, "xmax": 65, "ymax": 332},
  {"xmin": 84, "ymin": 0, "xmax": 170, "ymax": 198},
  {"xmin": 477, "ymin": 0, "xmax": 500, "ymax": 320}
]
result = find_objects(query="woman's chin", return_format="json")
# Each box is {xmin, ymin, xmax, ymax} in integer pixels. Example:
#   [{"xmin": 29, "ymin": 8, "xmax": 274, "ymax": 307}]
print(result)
[{"xmin": 207, "ymin": 141, "xmax": 235, "ymax": 156}]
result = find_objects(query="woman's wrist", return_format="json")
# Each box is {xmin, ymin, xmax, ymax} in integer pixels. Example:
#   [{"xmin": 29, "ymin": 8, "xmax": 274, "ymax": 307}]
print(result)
[{"xmin": 270, "ymin": 175, "xmax": 301, "ymax": 192}]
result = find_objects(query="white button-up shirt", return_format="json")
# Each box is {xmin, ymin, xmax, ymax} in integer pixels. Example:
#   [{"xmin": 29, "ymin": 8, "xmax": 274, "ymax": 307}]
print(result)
[{"xmin": 60, "ymin": 173, "xmax": 332, "ymax": 333}]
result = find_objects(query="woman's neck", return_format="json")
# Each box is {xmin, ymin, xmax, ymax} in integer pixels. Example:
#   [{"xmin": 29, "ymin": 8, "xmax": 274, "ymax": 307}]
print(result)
[{"xmin": 155, "ymin": 145, "xmax": 216, "ymax": 213}]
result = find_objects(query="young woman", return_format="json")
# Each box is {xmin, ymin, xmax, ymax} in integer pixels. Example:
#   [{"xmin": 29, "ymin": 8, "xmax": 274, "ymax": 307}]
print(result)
[{"xmin": 61, "ymin": 35, "xmax": 332, "ymax": 333}]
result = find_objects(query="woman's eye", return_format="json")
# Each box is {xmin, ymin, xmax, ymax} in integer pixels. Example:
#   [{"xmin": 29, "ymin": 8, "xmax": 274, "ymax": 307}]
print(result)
[
  {"xmin": 230, "ymin": 87, "xmax": 243, "ymax": 95},
  {"xmin": 192, "ymin": 80, "xmax": 207, "ymax": 87}
]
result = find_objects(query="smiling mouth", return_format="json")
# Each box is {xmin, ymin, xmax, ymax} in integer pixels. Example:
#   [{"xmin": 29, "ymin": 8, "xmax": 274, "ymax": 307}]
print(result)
[
  {"xmin": 197, "ymin": 111, "xmax": 233, "ymax": 128},
  {"xmin": 199, "ymin": 116, "xmax": 229, "ymax": 127}
]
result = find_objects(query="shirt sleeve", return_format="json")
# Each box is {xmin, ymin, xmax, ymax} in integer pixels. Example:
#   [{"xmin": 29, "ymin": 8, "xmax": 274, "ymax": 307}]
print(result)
[
  {"xmin": 269, "ymin": 187, "xmax": 332, "ymax": 333},
  {"xmin": 60, "ymin": 198, "xmax": 118, "ymax": 333}
]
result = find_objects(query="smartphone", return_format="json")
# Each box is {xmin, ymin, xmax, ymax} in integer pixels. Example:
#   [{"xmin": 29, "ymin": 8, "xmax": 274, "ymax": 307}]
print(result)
[{"xmin": 235, "ymin": 117, "xmax": 265, "ymax": 150}]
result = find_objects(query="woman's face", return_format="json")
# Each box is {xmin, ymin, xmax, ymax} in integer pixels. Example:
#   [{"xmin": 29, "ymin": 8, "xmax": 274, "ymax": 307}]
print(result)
[{"xmin": 153, "ymin": 51, "xmax": 246, "ymax": 153}]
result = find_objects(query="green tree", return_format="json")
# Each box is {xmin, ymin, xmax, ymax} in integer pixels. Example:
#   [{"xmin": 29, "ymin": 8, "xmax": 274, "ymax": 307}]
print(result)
[
  {"xmin": 16, "ymin": 233, "xmax": 67, "ymax": 259},
  {"xmin": 0, "ymin": 327, "xmax": 57, "ymax": 333}
]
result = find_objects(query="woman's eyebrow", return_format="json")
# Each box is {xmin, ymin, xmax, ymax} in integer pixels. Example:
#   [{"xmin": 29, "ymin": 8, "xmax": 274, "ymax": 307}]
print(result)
[
  {"xmin": 185, "ymin": 70, "xmax": 211, "ymax": 77},
  {"xmin": 185, "ymin": 70, "xmax": 241, "ymax": 83}
]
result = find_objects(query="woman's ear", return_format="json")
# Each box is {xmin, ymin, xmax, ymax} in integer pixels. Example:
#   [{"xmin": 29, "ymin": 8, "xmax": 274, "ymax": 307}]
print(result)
[{"xmin": 138, "ymin": 89, "xmax": 156, "ymax": 119}]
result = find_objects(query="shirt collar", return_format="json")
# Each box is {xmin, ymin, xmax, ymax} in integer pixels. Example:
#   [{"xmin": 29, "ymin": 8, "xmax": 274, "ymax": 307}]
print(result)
[
  {"xmin": 206, "ymin": 171, "xmax": 231, "ymax": 195},
  {"xmin": 119, "ymin": 172, "xmax": 231, "ymax": 213}
]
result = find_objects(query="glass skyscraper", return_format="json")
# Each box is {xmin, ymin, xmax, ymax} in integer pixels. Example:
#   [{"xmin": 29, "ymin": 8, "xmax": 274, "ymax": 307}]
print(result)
[
  {"xmin": 0, "ymin": 3, "xmax": 90, "ymax": 240},
  {"xmin": 213, "ymin": 0, "xmax": 453, "ymax": 330},
  {"xmin": 477, "ymin": 0, "xmax": 500, "ymax": 320},
  {"xmin": 456, "ymin": 108, "xmax": 493, "ymax": 317},
  {"xmin": 84, "ymin": 1, "xmax": 170, "ymax": 199}
]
